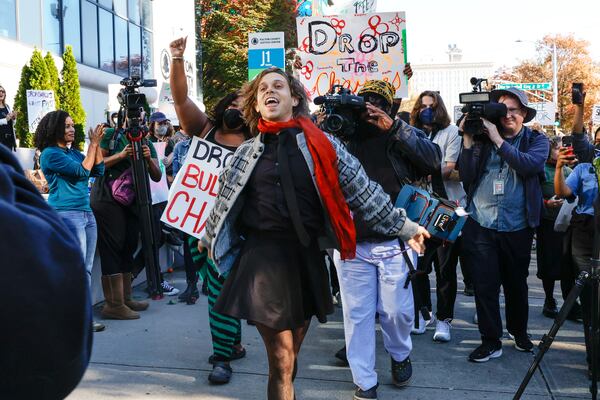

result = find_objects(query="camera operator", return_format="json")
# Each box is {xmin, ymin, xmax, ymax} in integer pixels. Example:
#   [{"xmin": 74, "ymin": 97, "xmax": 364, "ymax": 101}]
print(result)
[
  {"xmin": 333, "ymin": 80, "xmax": 441, "ymax": 395},
  {"xmin": 459, "ymin": 87, "xmax": 549, "ymax": 362},
  {"xmin": 410, "ymin": 90, "xmax": 470, "ymax": 342}
]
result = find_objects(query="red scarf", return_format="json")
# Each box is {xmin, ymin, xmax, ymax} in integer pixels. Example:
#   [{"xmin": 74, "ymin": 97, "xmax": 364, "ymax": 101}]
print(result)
[{"xmin": 257, "ymin": 117, "xmax": 356, "ymax": 259}]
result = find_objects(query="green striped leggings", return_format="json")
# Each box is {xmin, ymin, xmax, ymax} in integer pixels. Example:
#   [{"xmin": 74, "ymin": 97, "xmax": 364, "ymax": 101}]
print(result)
[{"xmin": 189, "ymin": 237, "xmax": 242, "ymax": 361}]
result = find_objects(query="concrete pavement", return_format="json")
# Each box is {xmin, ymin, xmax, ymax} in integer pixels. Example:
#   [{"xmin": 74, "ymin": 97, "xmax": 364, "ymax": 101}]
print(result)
[{"xmin": 69, "ymin": 253, "xmax": 591, "ymax": 399}]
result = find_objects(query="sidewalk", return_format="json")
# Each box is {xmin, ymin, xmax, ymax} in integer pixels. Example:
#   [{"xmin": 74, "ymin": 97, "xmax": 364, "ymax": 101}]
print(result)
[{"xmin": 69, "ymin": 252, "xmax": 590, "ymax": 399}]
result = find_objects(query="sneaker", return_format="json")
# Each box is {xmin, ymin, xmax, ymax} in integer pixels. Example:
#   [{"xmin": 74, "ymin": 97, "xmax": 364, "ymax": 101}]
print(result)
[
  {"xmin": 93, "ymin": 321, "xmax": 106, "ymax": 332},
  {"xmin": 391, "ymin": 356, "xmax": 412, "ymax": 387},
  {"xmin": 208, "ymin": 361, "xmax": 232, "ymax": 384},
  {"xmin": 161, "ymin": 280, "xmax": 180, "ymax": 296},
  {"xmin": 513, "ymin": 334, "xmax": 534, "ymax": 352},
  {"xmin": 433, "ymin": 319, "xmax": 451, "ymax": 342},
  {"xmin": 542, "ymin": 298, "xmax": 558, "ymax": 319},
  {"xmin": 354, "ymin": 383, "xmax": 378, "ymax": 400},
  {"xmin": 468, "ymin": 341, "xmax": 502, "ymax": 362}
]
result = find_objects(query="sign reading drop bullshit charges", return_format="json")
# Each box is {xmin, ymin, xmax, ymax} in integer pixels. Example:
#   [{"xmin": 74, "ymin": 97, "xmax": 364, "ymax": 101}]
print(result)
[
  {"xmin": 161, "ymin": 137, "xmax": 233, "ymax": 239},
  {"xmin": 296, "ymin": 12, "xmax": 408, "ymax": 99}
]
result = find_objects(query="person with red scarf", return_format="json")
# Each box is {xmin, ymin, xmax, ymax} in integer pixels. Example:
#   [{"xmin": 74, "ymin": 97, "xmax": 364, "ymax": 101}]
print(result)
[{"xmin": 199, "ymin": 68, "xmax": 428, "ymax": 400}]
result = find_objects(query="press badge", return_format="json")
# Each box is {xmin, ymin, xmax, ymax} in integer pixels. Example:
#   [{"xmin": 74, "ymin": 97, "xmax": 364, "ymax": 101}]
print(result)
[{"xmin": 493, "ymin": 179, "xmax": 504, "ymax": 195}]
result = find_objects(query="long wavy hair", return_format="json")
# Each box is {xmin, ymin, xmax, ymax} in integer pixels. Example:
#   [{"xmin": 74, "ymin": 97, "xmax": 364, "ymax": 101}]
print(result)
[
  {"xmin": 410, "ymin": 90, "xmax": 451, "ymax": 131},
  {"xmin": 0, "ymin": 85, "xmax": 6, "ymax": 107},
  {"xmin": 34, "ymin": 110, "xmax": 70, "ymax": 151},
  {"xmin": 240, "ymin": 67, "xmax": 310, "ymax": 136}
]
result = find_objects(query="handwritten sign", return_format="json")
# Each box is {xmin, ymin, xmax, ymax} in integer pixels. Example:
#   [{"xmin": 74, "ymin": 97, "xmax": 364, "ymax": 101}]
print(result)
[
  {"xmin": 296, "ymin": 12, "xmax": 408, "ymax": 99},
  {"xmin": 26, "ymin": 90, "xmax": 56, "ymax": 132},
  {"xmin": 593, "ymin": 104, "xmax": 600, "ymax": 125},
  {"xmin": 161, "ymin": 137, "xmax": 233, "ymax": 239},
  {"xmin": 528, "ymin": 102, "xmax": 556, "ymax": 126}
]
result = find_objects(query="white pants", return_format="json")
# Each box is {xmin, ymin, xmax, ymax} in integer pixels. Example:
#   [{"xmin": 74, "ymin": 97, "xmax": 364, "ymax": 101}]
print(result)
[{"xmin": 334, "ymin": 240, "xmax": 415, "ymax": 390}]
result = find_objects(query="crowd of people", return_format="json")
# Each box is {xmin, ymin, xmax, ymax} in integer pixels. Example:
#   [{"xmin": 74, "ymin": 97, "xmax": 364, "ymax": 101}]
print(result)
[{"xmin": 2, "ymin": 35, "xmax": 600, "ymax": 400}]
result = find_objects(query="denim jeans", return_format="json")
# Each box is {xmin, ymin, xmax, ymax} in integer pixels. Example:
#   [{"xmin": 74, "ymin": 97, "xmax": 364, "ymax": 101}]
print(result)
[
  {"xmin": 334, "ymin": 239, "xmax": 415, "ymax": 390},
  {"xmin": 58, "ymin": 210, "xmax": 98, "ymax": 288}
]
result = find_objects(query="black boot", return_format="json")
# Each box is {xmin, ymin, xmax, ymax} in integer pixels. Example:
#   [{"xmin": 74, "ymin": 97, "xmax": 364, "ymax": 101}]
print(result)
[
  {"xmin": 178, "ymin": 276, "xmax": 200, "ymax": 304},
  {"xmin": 542, "ymin": 297, "xmax": 558, "ymax": 319}
]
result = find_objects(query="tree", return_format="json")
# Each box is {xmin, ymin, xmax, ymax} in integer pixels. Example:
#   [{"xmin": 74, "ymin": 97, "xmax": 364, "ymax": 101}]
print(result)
[
  {"xmin": 45, "ymin": 52, "xmax": 61, "ymax": 110},
  {"xmin": 13, "ymin": 64, "xmax": 32, "ymax": 148},
  {"xmin": 196, "ymin": 0, "xmax": 297, "ymax": 113},
  {"xmin": 494, "ymin": 34, "xmax": 600, "ymax": 132},
  {"xmin": 60, "ymin": 45, "xmax": 86, "ymax": 150}
]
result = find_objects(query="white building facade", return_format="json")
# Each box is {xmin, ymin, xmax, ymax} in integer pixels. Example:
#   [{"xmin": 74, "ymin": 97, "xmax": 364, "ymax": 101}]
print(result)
[
  {"xmin": 0, "ymin": 0, "xmax": 197, "ymax": 135},
  {"xmin": 409, "ymin": 61, "xmax": 496, "ymax": 122}
]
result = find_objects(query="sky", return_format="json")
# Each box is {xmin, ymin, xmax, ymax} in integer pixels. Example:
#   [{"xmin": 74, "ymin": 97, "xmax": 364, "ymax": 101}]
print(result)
[{"xmin": 327, "ymin": 0, "xmax": 600, "ymax": 67}]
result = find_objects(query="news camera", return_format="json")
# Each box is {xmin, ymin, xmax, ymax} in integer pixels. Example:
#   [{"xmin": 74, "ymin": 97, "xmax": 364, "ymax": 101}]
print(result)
[
  {"xmin": 458, "ymin": 77, "xmax": 507, "ymax": 138},
  {"xmin": 117, "ymin": 76, "xmax": 157, "ymax": 139},
  {"xmin": 314, "ymin": 85, "xmax": 366, "ymax": 139}
]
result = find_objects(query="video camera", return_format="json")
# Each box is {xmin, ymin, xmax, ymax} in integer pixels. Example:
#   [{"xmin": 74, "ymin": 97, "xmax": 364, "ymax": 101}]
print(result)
[
  {"xmin": 117, "ymin": 76, "xmax": 157, "ymax": 140},
  {"xmin": 314, "ymin": 85, "xmax": 366, "ymax": 139},
  {"xmin": 458, "ymin": 77, "xmax": 507, "ymax": 137}
]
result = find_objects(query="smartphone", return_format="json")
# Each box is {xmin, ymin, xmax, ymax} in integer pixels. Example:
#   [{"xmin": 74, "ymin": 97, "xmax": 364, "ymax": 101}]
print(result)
[
  {"xmin": 562, "ymin": 136, "xmax": 574, "ymax": 156},
  {"xmin": 572, "ymin": 83, "xmax": 584, "ymax": 105}
]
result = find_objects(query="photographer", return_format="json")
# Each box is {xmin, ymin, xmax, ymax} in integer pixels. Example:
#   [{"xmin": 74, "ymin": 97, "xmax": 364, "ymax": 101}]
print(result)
[
  {"xmin": 333, "ymin": 80, "xmax": 441, "ymax": 395},
  {"xmin": 410, "ymin": 90, "xmax": 470, "ymax": 342},
  {"xmin": 459, "ymin": 87, "xmax": 549, "ymax": 362}
]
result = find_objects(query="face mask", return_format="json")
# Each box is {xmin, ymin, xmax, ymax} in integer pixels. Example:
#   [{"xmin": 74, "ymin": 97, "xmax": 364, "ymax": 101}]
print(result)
[
  {"xmin": 419, "ymin": 107, "xmax": 435, "ymax": 125},
  {"xmin": 223, "ymin": 108, "xmax": 244, "ymax": 130},
  {"xmin": 156, "ymin": 125, "xmax": 168, "ymax": 136}
]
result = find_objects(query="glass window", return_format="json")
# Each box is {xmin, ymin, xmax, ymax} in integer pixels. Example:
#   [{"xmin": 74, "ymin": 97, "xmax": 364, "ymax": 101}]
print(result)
[
  {"xmin": 141, "ymin": 0, "xmax": 151, "ymax": 29},
  {"xmin": 114, "ymin": 16, "xmax": 128, "ymax": 77},
  {"xmin": 113, "ymin": 0, "xmax": 126, "ymax": 17},
  {"xmin": 99, "ymin": 9, "xmax": 114, "ymax": 73},
  {"xmin": 63, "ymin": 0, "xmax": 81, "ymax": 60},
  {"xmin": 18, "ymin": 0, "xmax": 41, "ymax": 46},
  {"xmin": 81, "ymin": 0, "xmax": 98, "ymax": 67},
  {"xmin": 0, "ymin": 0, "xmax": 17, "ymax": 39},
  {"xmin": 43, "ymin": 0, "xmax": 62, "ymax": 54},
  {"xmin": 142, "ymin": 29, "xmax": 152, "ymax": 79},
  {"xmin": 129, "ymin": 23, "xmax": 141, "ymax": 77},
  {"xmin": 128, "ymin": 0, "xmax": 140, "ymax": 24},
  {"xmin": 98, "ymin": 0, "xmax": 112, "ymax": 10}
]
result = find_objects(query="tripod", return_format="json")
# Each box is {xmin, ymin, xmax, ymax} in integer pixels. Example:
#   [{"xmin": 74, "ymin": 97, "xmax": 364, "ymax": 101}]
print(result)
[
  {"xmin": 514, "ymin": 201, "xmax": 600, "ymax": 399},
  {"xmin": 127, "ymin": 127, "xmax": 163, "ymax": 300}
]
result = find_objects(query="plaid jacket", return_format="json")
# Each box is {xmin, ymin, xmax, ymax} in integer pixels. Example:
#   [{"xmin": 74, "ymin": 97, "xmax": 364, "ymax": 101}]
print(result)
[{"xmin": 201, "ymin": 128, "xmax": 420, "ymax": 275}]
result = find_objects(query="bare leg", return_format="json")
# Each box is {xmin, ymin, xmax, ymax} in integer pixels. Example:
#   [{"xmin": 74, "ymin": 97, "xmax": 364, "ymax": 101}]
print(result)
[
  {"xmin": 256, "ymin": 323, "xmax": 296, "ymax": 400},
  {"xmin": 291, "ymin": 320, "xmax": 311, "ymax": 381}
]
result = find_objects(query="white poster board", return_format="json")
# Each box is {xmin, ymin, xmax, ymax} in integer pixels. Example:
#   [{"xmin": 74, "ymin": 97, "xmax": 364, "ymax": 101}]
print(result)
[
  {"xmin": 26, "ymin": 90, "xmax": 56, "ymax": 132},
  {"xmin": 593, "ymin": 104, "xmax": 600, "ymax": 125},
  {"xmin": 149, "ymin": 141, "xmax": 171, "ymax": 204},
  {"xmin": 161, "ymin": 137, "xmax": 233, "ymax": 238},
  {"xmin": 529, "ymin": 102, "xmax": 556, "ymax": 126},
  {"xmin": 296, "ymin": 12, "xmax": 408, "ymax": 99},
  {"xmin": 158, "ymin": 82, "xmax": 179, "ymax": 125},
  {"xmin": 453, "ymin": 105, "xmax": 463, "ymax": 124}
]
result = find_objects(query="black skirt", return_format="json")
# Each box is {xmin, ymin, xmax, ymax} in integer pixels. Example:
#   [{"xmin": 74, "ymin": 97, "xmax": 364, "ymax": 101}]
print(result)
[
  {"xmin": 213, "ymin": 230, "xmax": 333, "ymax": 331},
  {"xmin": 536, "ymin": 218, "xmax": 568, "ymax": 280}
]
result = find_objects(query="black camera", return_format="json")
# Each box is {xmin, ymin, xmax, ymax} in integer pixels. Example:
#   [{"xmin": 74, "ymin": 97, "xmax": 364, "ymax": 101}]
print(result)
[
  {"xmin": 459, "ymin": 77, "xmax": 507, "ymax": 137},
  {"xmin": 314, "ymin": 85, "xmax": 366, "ymax": 139},
  {"xmin": 117, "ymin": 76, "xmax": 157, "ymax": 139}
]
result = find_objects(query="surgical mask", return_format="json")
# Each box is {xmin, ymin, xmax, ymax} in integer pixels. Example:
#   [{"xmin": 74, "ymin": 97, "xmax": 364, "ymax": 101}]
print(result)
[
  {"xmin": 223, "ymin": 109, "xmax": 244, "ymax": 130},
  {"xmin": 156, "ymin": 125, "xmax": 168, "ymax": 136},
  {"xmin": 419, "ymin": 107, "xmax": 435, "ymax": 125}
]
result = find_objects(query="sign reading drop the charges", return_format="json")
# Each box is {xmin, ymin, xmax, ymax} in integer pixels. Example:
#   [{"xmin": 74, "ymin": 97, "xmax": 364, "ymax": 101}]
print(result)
[
  {"xmin": 296, "ymin": 12, "xmax": 408, "ymax": 99},
  {"xmin": 161, "ymin": 137, "xmax": 233, "ymax": 239}
]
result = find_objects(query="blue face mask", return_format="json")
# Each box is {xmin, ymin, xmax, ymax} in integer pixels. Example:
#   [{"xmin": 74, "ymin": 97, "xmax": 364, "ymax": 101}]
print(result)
[{"xmin": 419, "ymin": 107, "xmax": 435, "ymax": 125}]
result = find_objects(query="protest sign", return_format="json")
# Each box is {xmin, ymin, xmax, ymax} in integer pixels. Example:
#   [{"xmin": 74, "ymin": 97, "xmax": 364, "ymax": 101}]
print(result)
[
  {"xmin": 528, "ymin": 102, "xmax": 556, "ymax": 126},
  {"xmin": 161, "ymin": 137, "xmax": 233, "ymax": 239},
  {"xmin": 593, "ymin": 104, "xmax": 600, "ymax": 125},
  {"xmin": 26, "ymin": 90, "xmax": 56, "ymax": 132},
  {"xmin": 149, "ymin": 142, "xmax": 171, "ymax": 204},
  {"xmin": 158, "ymin": 82, "xmax": 179, "ymax": 125},
  {"xmin": 296, "ymin": 12, "xmax": 408, "ymax": 99}
]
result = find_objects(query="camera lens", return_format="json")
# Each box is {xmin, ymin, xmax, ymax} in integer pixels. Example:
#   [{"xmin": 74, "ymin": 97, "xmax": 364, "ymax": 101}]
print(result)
[{"xmin": 326, "ymin": 114, "xmax": 344, "ymax": 132}]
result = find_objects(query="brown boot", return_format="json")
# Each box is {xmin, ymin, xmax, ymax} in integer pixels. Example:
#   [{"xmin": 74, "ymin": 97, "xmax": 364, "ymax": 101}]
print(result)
[
  {"xmin": 122, "ymin": 272, "xmax": 149, "ymax": 311},
  {"xmin": 101, "ymin": 274, "xmax": 140, "ymax": 320}
]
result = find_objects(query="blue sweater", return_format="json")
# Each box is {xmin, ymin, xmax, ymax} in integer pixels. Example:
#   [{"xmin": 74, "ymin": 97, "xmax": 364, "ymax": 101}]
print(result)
[
  {"xmin": 0, "ymin": 145, "xmax": 92, "ymax": 398},
  {"xmin": 40, "ymin": 146, "xmax": 104, "ymax": 211},
  {"xmin": 459, "ymin": 126, "xmax": 549, "ymax": 229}
]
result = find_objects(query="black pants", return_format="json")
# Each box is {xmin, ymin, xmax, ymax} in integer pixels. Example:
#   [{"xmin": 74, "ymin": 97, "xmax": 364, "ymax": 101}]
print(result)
[
  {"xmin": 91, "ymin": 200, "xmax": 140, "ymax": 276},
  {"xmin": 462, "ymin": 218, "xmax": 534, "ymax": 343},
  {"xmin": 432, "ymin": 238, "xmax": 466, "ymax": 320}
]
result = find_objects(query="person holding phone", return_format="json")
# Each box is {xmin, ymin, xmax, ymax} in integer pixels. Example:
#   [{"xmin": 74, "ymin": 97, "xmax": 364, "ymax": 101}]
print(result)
[
  {"xmin": 0, "ymin": 85, "xmax": 17, "ymax": 151},
  {"xmin": 536, "ymin": 136, "xmax": 581, "ymax": 321}
]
